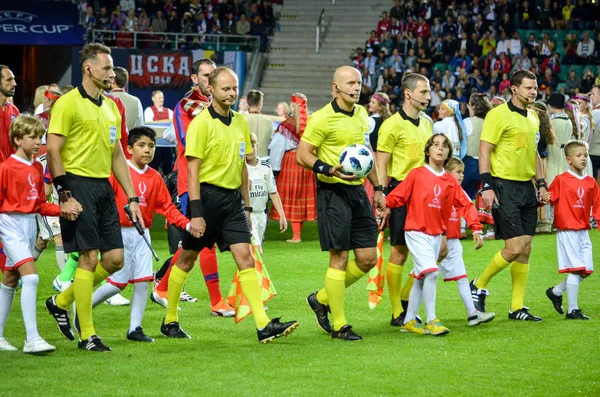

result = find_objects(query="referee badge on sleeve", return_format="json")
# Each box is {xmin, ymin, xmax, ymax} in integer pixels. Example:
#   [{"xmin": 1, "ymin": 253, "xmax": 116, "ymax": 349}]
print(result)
[
  {"xmin": 109, "ymin": 125, "xmax": 117, "ymax": 144},
  {"xmin": 239, "ymin": 142, "xmax": 246, "ymax": 159}
]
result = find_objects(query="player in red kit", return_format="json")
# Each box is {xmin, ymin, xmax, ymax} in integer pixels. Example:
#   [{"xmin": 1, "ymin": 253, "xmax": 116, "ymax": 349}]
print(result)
[
  {"xmin": 0, "ymin": 115, "xmax": 59, "ymax": 353},
  {"xmin": 383, "ymin": 134, "xmax": 484, "ymax": 336},
  {"xmin": 545, "ymin": 140, "xmax": 600, "ymax": 320},
  {"xmin": 78, "ymin": 127, "xmax": 191, "ymax": 343}
]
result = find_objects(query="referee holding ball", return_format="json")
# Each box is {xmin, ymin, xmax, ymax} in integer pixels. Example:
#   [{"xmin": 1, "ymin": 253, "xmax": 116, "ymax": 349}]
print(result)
[{"xmin": 298, "ymin": 65, "xmax": 385, "ymax": 341}]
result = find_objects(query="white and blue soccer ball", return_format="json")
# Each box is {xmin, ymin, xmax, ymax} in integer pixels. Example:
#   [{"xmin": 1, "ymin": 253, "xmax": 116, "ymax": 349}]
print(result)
[{"xmin": 339, "ymin": 144, "xmax": 374, "ymax": 178}]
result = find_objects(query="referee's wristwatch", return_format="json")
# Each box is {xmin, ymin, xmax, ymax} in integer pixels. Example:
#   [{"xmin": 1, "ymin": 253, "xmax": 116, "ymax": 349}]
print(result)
[
  {"xmin": 244, "ymin": 206, "xmax": 253, "ymax": 213},
  {"xmin": 128, "ymin": 196, "xmax": 140, "ymax": 204},
  {"xmin": 58, "ymin": 190, "xmax": 73, "ymax": 203}
]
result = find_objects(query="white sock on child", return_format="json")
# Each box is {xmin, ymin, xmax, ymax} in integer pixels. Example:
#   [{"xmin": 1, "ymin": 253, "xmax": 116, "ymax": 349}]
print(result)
[
  {"xmin": 423, "ymin": 271, "xmax": 439, "ymax": 323},
  {"xmin": 130, "ymin": 282, "xmax": 149, "ymax": 333},
  {"xmin": 20, "ymin": 274, "xmax": 40, "ymax": 342},
  {"xmin": 566, "ymin": 273, "xmax": 582, "ymax": 313},
  {"xmin": 0, "ymin": 283, "xmax": 16, "ymax": 337}
]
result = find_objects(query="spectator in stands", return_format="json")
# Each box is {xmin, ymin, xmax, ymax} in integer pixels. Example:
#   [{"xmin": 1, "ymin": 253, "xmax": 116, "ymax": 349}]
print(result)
[
  {"xmin": 194, "ymin": 12, "xmax": 209, "ymax": 34},
  {"xmin": 431, "ymin": 69, "xmax": 443, "ymax": 86},
  {"xmin": 565, "ymin": 69, "xmax": 582, "ymax": 96},
  {"xmin": 489, "ymin": 69, "xmax": 501, "ymax": 89},
  {"xmin": 442, "ymin": 69, "xmax": 456, "ymax": 92},
  {"xmin": 483, "ymin": 0, "xmax": 497, "ymax": 22},
  {"xmin": 539, "ymin": 68, "xmax": 558, "ymax": 91},
  {"xmin": 387, "ymin": 68, "xmax": 402, "ymax": 102},
  {"xmin": 429, "ymin": 82, "xmax": 446, "ymax": 113},
  {"xmin": 390, "ymin": 0, "xmax": 405, "ymax": 21},
  {"xmin": 577, "ymin": 32, "xmax": 595, "ymax": 63},
  {"xmin": 431, "ymin": 17, "xmax": 443, "ymax": 39},
  {"xmin": 120, "ymin": 0, "xmax": 135, "ymax": 13},
  {"xmin": 524, "ymin": 33, "xmax": 539, "ymax": 59},
  {"xmin": 416, "ymin": 47, "xmax": 432, "ymax": 74},
  {"xmin": 375, "ymin": 68, "xmax": 389, "ymax": 92},
  {"xmin": 449, "ymin": 49, "xmax": 471, "ymax": 74},
  {"xmin": 258, "ymin": 1, "xmax": 275, "ymax": 35},
  {"xmin": 482, "ymin": 51, "xmax": 496, "ymax": 77},
  {"xmin": 222, "ymin": 12, "xmax": 236, "ymax": 34},
  {"xmin": 404, "ymin": 48, "xmax": 417, "ymax": 71},
  {"xmin": 387, "ymin": 48, "xmax": 403, "ymax": 73},
  {"xmin": 536, "ymin": 0, "xmax": 553, "ymax": 30},
  {"xmin": 512, "ymin": 48, "xmax": 532, "ymax": 73},
  {"xmin": 540, "ymin": 52, "xmax": 561, "ymax": 75},
  {"xmin": 236, "ymin": 14, "xmax": 251, "ymax": 35},
  {"xmin": 116, "ymin": 25, "xmax": 134, "ymax": 48},
  {"xmin": 466, "ymin": 32, "xmax": 481, "ymax": 57},
  {"xmin": 442, "ymin": 16, "xmax": 457, "ymax": 37},
  {"xmin": 494, "ymin": 52, "xmax": 511, "ymax": 74},
  {"xmin": 376, "ymin": 50, "xmax": 388, "ymax": 76},
  {"xmin": 366, "ymin": 31, "xmax": 381, "ymax": 54},
  {"xmin": 124, "ymin": 10, "xmax": 136, "ymax": 32},
  {"xmin": 145, "ymin": 0, "xmax": 161, "ymax": 18},
  {"xmin": 470, "ymin": 68, "xmax": 486, "ymax": 91},
  {"xmin": 582, "ymin": 68, "xmax": 595, "ymax": 94},
  {"xmin": 152, "ymin": 10, "xmax": 167, "ymax": 33},
  {"xmin": 138, "ymin": 9, "xmax": 151, "ymax": 31},
  {"xmin": 517, "ymin": 0, "xmax": 533, "ymax": 29},
  {"xmin": 96, "ymin": 6, "xmax": 110, "ymax": 29},
  {"xmin": 389, "ymin": 17, "xmax": 401, "ymax": 38},
  {"xmin": 538, "ymin": 33, "xmax": 554, "ymax": 60},
  {"xmin": 478, "ymin": 32, "xmax": 496, "ymax": 57},
  {"xmin": 509, "ymin": 32, "xmax": 522, "ymax": 58},
  {"xmin": 497, "ymin": 12, "xmax": 514, "ymax": 36},
  {"xmin": 431, "ymin": 37, "xmax": 445, "ymax": 63},
  {"xmin": 189, "ymin": 0, "xmax": 203, "ymax": 15},
  {"xmin": 415, "ymin": 16, "xmax": 430, "ymax": 39},
  {"xmin": 377, "ymin": 11, "xmax": 391, "ymax": 39},
  {"xmin": 549, "ymin": 1, "xmax": 565, "ymax": 30},
  {"xmin": 495, "ymin": 31, "xmax": 510, "ymax": 56},
  {"xmin": 380, "ymin": 33, "xmax": 394, "ymax": 55}
]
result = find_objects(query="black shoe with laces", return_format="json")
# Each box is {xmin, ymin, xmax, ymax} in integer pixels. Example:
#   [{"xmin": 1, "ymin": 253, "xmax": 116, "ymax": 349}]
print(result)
[
  {"xmin": 391, "ymin": 311, "xmax": 422, "ymax": 326},
  {"xmin": 45, "ymin": 296, "xmax": 75, "ymax": 341},
  {"xmin": 545, "ymin": 287, "xmax": 564, "ymax": 314},
  {"xmin": 160, "ymin": 319, "xmax": 191, "ymax": 339},
  {"xmin": 470, "ymin": 279, "xmax": 489, "ymax": 313},
  {"xmin": 257, "ymin": 317, "xmax": 299, "ymax": 344},
  {"xmin": 566, "ymin": 309, "xmax": 590, "ymax": 320},
  {"xmin": 331, "ymin": 324, "xmax": 363, "ymax": 341},
  {"xmin": 78, "ymin": 335, "xmax": 111, "ymax": 352},
  {"xmin": 306, "ymin": 292, "xmax": 331, "ymax": 333},
  {"xmin": 508, "ymin": 307, "xmax": 542, "ymax": 321},
  {"xmin": 127, "ymin": 326, "xmax": 155, "ymax": 342}
]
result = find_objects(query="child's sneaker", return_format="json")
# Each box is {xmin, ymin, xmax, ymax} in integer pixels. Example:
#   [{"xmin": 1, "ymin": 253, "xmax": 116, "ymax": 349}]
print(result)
[
  {"xmin": 400, "ymin": 319, "xmax": 425, "ymax": 335},
  {"xmin": 52, "ymin": 275, "xmax": 71, "ymax": 293},
  {"xmin": 425, "ymin": 319, "xmax": 450, "ymax": 336},
  {"xmin": 0, "ymin": 337, "xmax": 17, "ymax": 351},
  {"xmin": 23, "ymin": 337, "xmax": 56, "ymax": 354},
  {"xmin": 210, "ymin": 299, "xmax": 235, "ymax": 317},
  {"xmin": 105, "ymin": 293, "xmax": 130, "ymax": 306},
  {"xmin": 468, "ymin": 310, "xmax": 496, "ymax": 326}
]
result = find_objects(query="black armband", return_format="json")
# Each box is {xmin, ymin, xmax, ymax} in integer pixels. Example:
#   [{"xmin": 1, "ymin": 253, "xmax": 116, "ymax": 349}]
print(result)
[
  {"xmin": 244, "ymin": 206, "xmax": 253, "ymax": 212},
  {"xmin": 480, "ymin": 172, "xmax": 493, "ymax": 191},
  {"xmin": 128, "ymin": 196, "xmax": 140, "ymax": 204},
  {"xmin": 312, "ymin": 159, "xmax": 334, "ymax": 176},
  {"xmin": 53, "ymin": 175, "xmax": 70, "ymax": 193},
  {"xmin": 373, "ymin": 185, "xmax": 384, "ymax": 192},
  {"xmin": 189, "ymin": 199, "xmax": 204, "ymax": 218},
  {"xmin": 535, "ymin": 178, "xmax": 548, "ymax": 189}
]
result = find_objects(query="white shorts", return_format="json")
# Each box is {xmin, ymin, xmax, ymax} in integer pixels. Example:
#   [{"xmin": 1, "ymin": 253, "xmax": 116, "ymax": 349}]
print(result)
[
  {"xmin": 107, "ymin": 227, "xmax": 154, "ymax": 288},
  {"xmin": 556, "ymin": 230, "xmax": 594, "ymax": 275},
  {"xmin": 0, "ymin": 213, "xmax": 37, "ymax": 270},
  {"xmin": 439, "ymin": 238, "xmax": 468, "ymax": 281},
  {"xmin": 250, "ymin": 211, "xmax": 267, "ymax": 246},
  {"xmin": 405, "ymin": 231, "xmax": 442, "ymax": 279},
  {"xmin": 37, "ymin": 214, "xmax": 61, "ymax": 240}
]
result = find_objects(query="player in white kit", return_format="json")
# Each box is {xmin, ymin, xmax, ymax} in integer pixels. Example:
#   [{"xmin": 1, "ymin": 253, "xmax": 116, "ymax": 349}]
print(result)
[{"xmin": 246, "ymin": 133, "xmax": 287, "ymax": 251}]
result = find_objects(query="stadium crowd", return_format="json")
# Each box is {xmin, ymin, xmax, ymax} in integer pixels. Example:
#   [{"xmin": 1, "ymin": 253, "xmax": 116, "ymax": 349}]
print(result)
[
  {"xmin": 79, "ymin": 0, "xmax": 280, "ymax": 50},
  {"xmin": 352, "ymin": 0, "xmax": 600, "ymax": 114}
]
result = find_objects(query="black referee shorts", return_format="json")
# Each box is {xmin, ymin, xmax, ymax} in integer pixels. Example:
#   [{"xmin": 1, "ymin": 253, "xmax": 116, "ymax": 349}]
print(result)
[
  {"xmin": 388, "ymin": 178, "xmax": 407, "ymax": 246},
  {"xmin": 60, "ymin": 174, "xmax": 123, "ymax": 253},
  {"xmin": 491, "ymin": 178, "xmax": 538, "ymax": 240},
  {"xmin": 316, "ymin": 181, "xmax": 378, "ymax": 251},
  {"xmin": 182, "ymin": 183, "xmax": 251, "ymax": 252}
]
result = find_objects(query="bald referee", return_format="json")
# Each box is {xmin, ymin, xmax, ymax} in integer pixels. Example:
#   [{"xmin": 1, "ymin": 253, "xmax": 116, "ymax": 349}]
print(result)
[
  {"xmin": 299, "ymin": 66, "xmax": 385, "ymax": 341},
  {"xmin": 159, "ymin": 67, "xmax": 298, "ymax": 343},
  {"xmin": 471, "ymin": 69, "xmax": 549, "ymax": 321},
  {"xmin": 45, "ymin": 43, "xmax": 143, "ymax": 352}
]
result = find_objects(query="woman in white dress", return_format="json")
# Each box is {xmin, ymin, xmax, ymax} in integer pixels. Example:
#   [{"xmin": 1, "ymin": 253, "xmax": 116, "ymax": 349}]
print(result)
[{"xmin": 433, "ymin": 99, "xmax": 467, "ymax": 159}]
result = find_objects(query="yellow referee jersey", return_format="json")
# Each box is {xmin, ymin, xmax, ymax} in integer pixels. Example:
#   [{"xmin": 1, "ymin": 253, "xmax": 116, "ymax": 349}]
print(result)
[
  {"xmin": 481, "ymin": 102, "xmax": 540, "ymax": 182},
  {"xmin": 185, "ymin": 106, "xmax": 252, "ymax": 190},
  {"xmin": 377, "ymin": 109, "xmax": 432, "ymax": 181},
  {"xmin": 302, "ymin": 100, "xmax": 370, "ymax": 186},
  {"xmin": 48, "ymin": 86, "xmax": 122, "ymax": 179}
]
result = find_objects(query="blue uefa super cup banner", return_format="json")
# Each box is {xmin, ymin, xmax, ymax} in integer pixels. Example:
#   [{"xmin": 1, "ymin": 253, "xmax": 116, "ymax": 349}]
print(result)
[
  {"xmin": 71, "ymin": 47, "xmax": 246, "ymax": 110},
  {"xmin": 0, "ymin": 2, "xmax": 84, "ymax": 45}
]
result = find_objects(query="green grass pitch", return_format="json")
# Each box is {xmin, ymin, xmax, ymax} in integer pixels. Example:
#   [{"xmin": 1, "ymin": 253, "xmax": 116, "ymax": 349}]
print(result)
[{"xmin": 2, "ymin": 217, "xmax": 600, "ymax": 396}]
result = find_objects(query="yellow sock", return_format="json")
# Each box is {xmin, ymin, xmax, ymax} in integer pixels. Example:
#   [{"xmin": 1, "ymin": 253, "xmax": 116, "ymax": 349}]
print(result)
[
  {"xmin": 55, "ymin": 285, "xmax": 74, "ymax": 311},
  {"xmin": 400, "ymin": 274, "xmax": 414, "ymax": 302},
  {"xmin": 165, "ymin": 265, "xmax": 189, "ymax": 324},
  {"xmin": 239, "ymin": 268, "xmax": 270, "ymax": 329},
  {"xmin": 73, "ymin": 268, "xmax": 95, "ymax": 340},
  {"xmin": 325, "ymin": 268, "xmax": 347, "ymax": 332},
  {"xmin": 476, "ymin": 251, "xmax": 510, "ymax": 289},
  {"xmin": 386, "ymin": 262, "xmax": 404, "ymax": 318},
  {"xmin": 314, "ymin": 260, "xmax": 365, "ymax": 306},
  {"xmin": 93, "ymin": 264, "xmax": 111, "ymax": 286},
  {"xmin": 510, "ymin": 262, "xmax": 529, "ymax": 311}
]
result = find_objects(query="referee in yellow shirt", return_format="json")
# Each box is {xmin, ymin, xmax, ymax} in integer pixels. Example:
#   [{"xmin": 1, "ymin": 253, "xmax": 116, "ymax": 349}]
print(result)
[
  {"xmin": 160, "ymin": 67, "xmax": 298, "ymax": 343},
  {"xmin": 376, "ymin": 73, "xmax": 432, "ymax": 328},
  {"xmin": 45, "ymin": 43, "xmax": 142, "ymax": 352},
  {"xmin": 298, "ymin": 66, "xmax": 385, "ymax": 341},
  {"xmin": 471, "ymin": 70, "xmax": 549, "ymax": 321}
]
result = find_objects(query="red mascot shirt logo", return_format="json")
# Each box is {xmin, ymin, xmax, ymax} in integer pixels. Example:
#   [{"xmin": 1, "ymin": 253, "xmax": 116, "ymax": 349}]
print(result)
[{"xmin": 129, "ymin": 52, "xmax": 191, "ymax": 89}]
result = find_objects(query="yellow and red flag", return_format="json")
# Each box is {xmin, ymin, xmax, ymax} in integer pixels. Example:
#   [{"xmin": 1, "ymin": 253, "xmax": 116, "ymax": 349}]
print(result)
[
  {"xmin": 227, "ymin": 239, "xmax": 277, "ymax": 323},
  {"xmin": 366, "ymin": 231, "xmax": 385, "ymax": 309}
]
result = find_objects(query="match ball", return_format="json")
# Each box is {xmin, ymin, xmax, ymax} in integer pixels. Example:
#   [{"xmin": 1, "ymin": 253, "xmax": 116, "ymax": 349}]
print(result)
[{"xmin": 339, "ymin": 144, "xmax": 374, "ymax": 178}]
